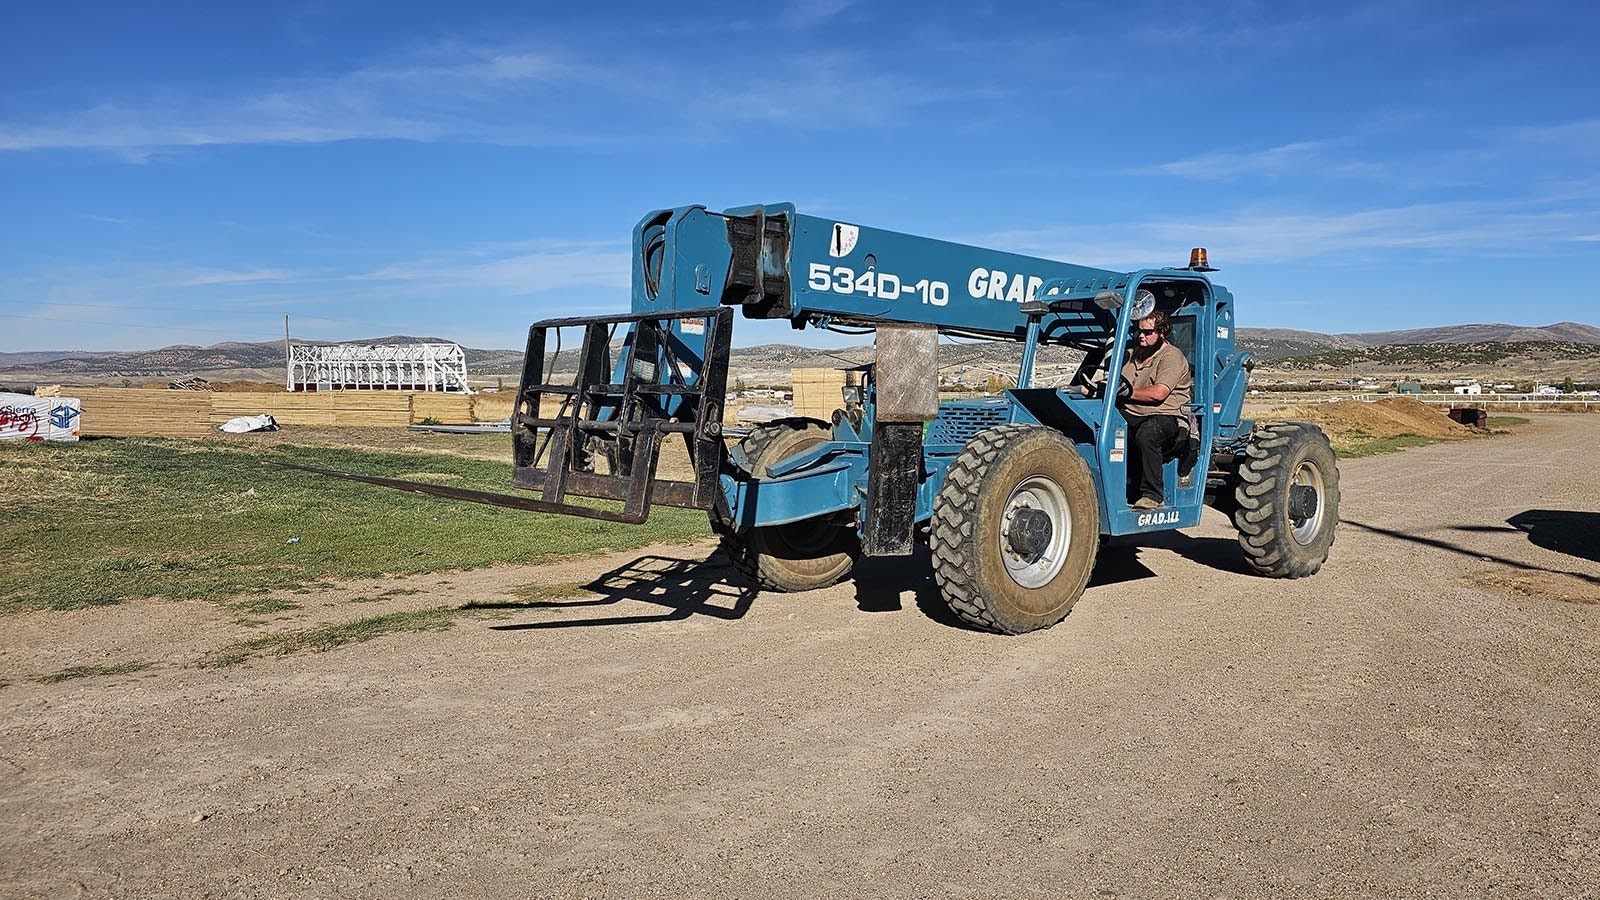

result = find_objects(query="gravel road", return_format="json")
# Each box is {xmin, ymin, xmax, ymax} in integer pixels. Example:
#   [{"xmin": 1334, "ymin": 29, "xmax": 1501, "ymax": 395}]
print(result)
[{"xmin": 3, "ymin": 415, "xmax": 1597, "ymax": 899}]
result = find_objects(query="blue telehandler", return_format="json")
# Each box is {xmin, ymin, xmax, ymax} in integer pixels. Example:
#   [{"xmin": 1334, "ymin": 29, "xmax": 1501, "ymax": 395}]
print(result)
[{"xmin": 323, "ymin": 203, "xmax": 1340, "ymax": 634}]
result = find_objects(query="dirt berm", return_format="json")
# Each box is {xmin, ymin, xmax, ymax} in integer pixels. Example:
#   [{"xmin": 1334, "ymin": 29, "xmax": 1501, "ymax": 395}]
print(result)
[{"xmin": 1253, "ymin": 396, "xmax": 1475, "ymax": 448}]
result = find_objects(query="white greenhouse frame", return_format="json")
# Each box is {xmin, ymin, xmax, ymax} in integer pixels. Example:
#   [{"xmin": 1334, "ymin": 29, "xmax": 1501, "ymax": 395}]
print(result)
[{"xmin": 287, "ymin": 343, "xmax": 472, "ymax": 393}]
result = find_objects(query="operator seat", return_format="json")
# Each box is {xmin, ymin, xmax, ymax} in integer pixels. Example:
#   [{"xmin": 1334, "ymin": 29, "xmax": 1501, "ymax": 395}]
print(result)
[{"xmin": 1165, "ymin": 309, "xmax": 1201, "ymax": 479}]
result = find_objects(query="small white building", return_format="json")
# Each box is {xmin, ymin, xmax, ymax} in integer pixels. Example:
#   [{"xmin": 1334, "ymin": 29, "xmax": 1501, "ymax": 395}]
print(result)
[{"xmin": 1452, "ymin": 382, "xmax": 1482, "ymax": 395}]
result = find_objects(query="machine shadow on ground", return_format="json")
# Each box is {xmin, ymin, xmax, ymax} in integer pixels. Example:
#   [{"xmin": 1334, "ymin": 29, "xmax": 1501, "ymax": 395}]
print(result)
[
  {"xmin": 485, "ymin": 553, "xmax": 758, "ymax": 630},
  {"xmin": 849, "ymin": 549, "xmax": 974, "ymax": 629},
  {"xmin": 850, "ymin": 543, "xmax": 1171, "ymax": 632},
  {"xmin": 1505, "ymin": 509, "xmax": 1600, "ymax": 564},
  {"xmin": 1354, "ymin": 517, "xmax": 1600, "ymax": 585},
  {"xmin": 1113, "ymin": 531, "xmax": 1255, "ymax": 577},
  {"xmin": 848, "ymin": 530, "xmax": 1252, "ymax": 632}
]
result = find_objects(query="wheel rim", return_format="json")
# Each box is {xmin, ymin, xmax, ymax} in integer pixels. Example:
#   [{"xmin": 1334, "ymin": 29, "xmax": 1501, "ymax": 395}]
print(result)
[
  {"xmin": 1290, "ymin": 460, "xmax": 1326, "ymax": 545},
  {"xmin": 998, "ymin": 474, "xmax": 1072, "ymax": 589}
]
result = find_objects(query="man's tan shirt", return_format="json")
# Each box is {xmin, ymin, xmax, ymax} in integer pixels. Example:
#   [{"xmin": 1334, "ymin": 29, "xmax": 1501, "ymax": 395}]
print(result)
[{"xmin": 1120, "ymin": 340, "xmax": 1192, "ymax": 420}]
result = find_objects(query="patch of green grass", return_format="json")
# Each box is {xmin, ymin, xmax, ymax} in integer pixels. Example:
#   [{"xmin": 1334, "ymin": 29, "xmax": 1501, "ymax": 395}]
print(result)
[
  {"xmin": 513, "ymin": 581, "xmax": 590, "ymax": 603},
  {"xmin": 1487, "ymin": 415, "xmax": 1530, "ymax": 427},
  {"xmin": 35, "ymin": 661, "xmax": 151, "ymax": 684},
  {"xmin": 1337, "ymin": 433, "xmax": 1437, "ymax": 458},
  {"xmin": 0, "ymin": 437, "xmax": 709, "ymax": 614},
  {"xmin": 205, "ymin": 607, "xmax": 462, "ymax": 667},
  {"xmin": 461, "ymin": 580, "xmax": 591, "ymax": 610}
]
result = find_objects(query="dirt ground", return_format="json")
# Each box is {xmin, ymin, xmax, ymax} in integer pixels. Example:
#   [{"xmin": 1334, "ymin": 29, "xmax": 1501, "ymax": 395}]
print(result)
[{"xmin": 3, "ymin": 416, "xmax": 1598, "ymax": 899}]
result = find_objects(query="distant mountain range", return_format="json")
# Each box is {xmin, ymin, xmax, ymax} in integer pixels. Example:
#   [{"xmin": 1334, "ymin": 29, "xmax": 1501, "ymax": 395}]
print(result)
[
  {"xmin": 1235, "ymin": 321, "xmax": 1600, "ymax": 357},
  {"xmin": 4, "ymin": 322, "xmax": 1599, "ymax": 381}
]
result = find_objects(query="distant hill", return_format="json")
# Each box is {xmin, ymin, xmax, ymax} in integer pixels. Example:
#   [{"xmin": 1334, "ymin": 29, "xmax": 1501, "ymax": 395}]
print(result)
[
  {"xmin": 1339, "ymin": 321, "xmax": 1600, "ymax": 346},
  {"xmin": 1237, "ymin": 321, "xmax": 1600, "ymax": 363},
  {"xmin": 0, "ymin": 336, "xmax": 525, "ymax": 381},
  {"xmin": 1266, "ymin": 340, "xmax": 1600, "ymax": 371},
  {"xmin": 4, "ymin": 321, "xmax": 1598, "ymax": 383}
]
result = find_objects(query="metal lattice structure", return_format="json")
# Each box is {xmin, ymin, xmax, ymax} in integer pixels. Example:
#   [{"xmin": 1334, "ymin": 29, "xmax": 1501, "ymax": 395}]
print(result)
[{"xmin": 287, "ymin": 342, "xmax": 471, "ymax": 393}]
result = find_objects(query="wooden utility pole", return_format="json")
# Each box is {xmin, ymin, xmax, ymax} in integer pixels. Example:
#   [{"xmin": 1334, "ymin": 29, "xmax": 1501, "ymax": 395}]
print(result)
[{"xmin": 283, "ymin": 315, "xmax": 291, "ymax": 391}]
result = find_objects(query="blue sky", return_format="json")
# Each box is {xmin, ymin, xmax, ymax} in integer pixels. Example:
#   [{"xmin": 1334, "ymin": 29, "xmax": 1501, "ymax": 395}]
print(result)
[{"xmin": 2, "ymin": 0, "xmax": 1598, "ymax": 352}]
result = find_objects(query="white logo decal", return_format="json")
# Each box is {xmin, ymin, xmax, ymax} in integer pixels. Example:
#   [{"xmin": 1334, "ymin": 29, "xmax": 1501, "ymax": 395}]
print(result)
[
  {"xmin": 1137, "ymin": 510, "xmax": 1180, "ymax": 527},
  {"xmin": 967, "ymin": 267, "xmax": 1046, "ymax": 303},
  {"xmin": 829, "ymin": 223, "xmax": 859, "ymax": 258}
]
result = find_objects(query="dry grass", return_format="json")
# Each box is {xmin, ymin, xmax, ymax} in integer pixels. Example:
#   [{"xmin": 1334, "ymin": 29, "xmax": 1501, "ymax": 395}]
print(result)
[
  {"xmin": 472, "ymin": 394, "xmax": 516, "ymax": 422},
  {"xmin": 34, "ymin": 662, "xmax": 152, "ymax": 684},
  {"xmin": 1463, "ymin": 569, "xmax": 1600, "ymax": 605}
]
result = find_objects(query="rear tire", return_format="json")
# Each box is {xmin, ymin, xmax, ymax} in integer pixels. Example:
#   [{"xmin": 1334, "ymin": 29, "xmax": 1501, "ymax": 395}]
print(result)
[
  {"xmin": 714, "ymin": 420, "xmax": 858, "ymax": 592},
  {"xmin": 931, "ymin": 425, "xmax": 1100, "ymax": 634},
  {"xmin": 1233, "ymin": 421, "xmax": 1340, "ymax": 577}
]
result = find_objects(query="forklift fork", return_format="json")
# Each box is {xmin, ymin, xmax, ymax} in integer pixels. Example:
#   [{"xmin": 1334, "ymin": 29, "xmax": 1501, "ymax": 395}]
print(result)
[{"xmin": 510, "ymin": 307, "xmax": 734, "ymax": 523}]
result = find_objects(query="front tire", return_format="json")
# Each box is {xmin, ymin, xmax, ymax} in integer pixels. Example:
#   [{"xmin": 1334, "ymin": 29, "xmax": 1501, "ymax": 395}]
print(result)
[
  {"xmin": 1233, "ymin": 421, "xmax": 1340, "ymax": 577},
  {"xmin": 714, "ymin": 420, "xmax": 858, "ymax": 593},
  {"xmin": 931, "ymin": 425, "xmax": 1100, "ymax": 634}
]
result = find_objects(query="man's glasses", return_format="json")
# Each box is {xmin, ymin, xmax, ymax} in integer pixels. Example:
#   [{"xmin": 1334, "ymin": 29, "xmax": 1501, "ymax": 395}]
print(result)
[{"xmin": 1131, "ymin": 328, "xmax": 1158, "ymax": 336}]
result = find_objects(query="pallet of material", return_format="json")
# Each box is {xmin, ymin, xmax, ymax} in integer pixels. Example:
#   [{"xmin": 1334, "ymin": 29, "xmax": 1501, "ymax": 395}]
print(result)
[
  {"xmin": 210, "ymin": 392, "xmax": 412, "ymax": 427},
  {"xmin": 66, "ymin": 387, "xmax": 214, "ymax": 438},
  {"xmin": 409, "ymin": 393, "xmax": 475, "ymax": 425},
  {"xmin": 791, "ymin": 367, "xmax": 850, "ymax": 421}
]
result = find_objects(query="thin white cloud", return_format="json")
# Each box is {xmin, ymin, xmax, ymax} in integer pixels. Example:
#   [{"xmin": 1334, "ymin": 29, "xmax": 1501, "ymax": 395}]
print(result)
[
  {"xmin": 1507, "ymin": 119, "xmax": 1600, "ymax": 156},
  {"xmin": 0, "ymin": 34, "xmax": 972, "ymax": 154},
  {"xmin": 1135, "ymin": 140, "xmax": 1389, "ymax": 181},
  {"xmin": 0, "ymin": 44, "xmax": 586, "ymax": 152},
  {"xmin": 967, "ymin": 198, "xmax": 1599, "ymax": 267},
  {"xmin": 339, "ymin": 240, "xmax": 630, "ymax": 295},
  {"xmin": 781, "ymin": 0, "xmax": 856, "ymax": 28},
  {"xmin": 171, "ymin": 268, "xmax": 293, "ymax": 287}
]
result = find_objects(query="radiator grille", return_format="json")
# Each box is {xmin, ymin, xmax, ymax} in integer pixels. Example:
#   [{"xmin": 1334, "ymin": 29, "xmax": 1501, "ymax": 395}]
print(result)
[{"xmin": 927, "ymin": 401, "xmax": 1011, "ymax": 446}]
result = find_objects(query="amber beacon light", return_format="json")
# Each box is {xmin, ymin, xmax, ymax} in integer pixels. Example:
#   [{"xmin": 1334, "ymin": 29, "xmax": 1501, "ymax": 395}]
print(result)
[{"xmin": 1187, "ymin": 247, "xmax": 1217, "ymax": 271}]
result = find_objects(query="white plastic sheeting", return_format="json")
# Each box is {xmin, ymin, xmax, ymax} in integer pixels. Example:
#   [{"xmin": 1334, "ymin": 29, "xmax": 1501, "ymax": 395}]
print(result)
[
  {"xmin": 219, "ymin": 414, "xmax": 280, "ymax": 434},
  {"xmin": 0, "ymin": 392, "xmax": 81, "ymax": 441}
]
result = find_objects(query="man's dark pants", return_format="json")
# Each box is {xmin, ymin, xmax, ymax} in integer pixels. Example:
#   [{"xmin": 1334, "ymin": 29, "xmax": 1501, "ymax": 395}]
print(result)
[{"xmin": 1127, "ymin": 414, "xmax": 1184, "ymax": 504}]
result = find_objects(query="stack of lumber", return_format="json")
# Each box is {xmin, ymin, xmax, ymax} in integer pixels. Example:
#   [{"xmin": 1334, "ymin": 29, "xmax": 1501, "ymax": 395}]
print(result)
[
  {"xmin": 469, "ymin": 394, "xmax": 517, "ymax": 423},
  {"xmin": 791, "ymin": 367, "xmax": 850, "ymax": 420},
  {"xmin": 68, "ymin": 387, "xmax": 213, "ymax": 438},
  {"xmin": 409, "ymin": 392, "xmax": 475, "ymax": 424},
  {"xmin": 52, "ymin": 387, "xmax": 491, "ymax": 435},
  {"xmin": 210, "ymin": 391, "xmax": 411, "ymax": 427}
]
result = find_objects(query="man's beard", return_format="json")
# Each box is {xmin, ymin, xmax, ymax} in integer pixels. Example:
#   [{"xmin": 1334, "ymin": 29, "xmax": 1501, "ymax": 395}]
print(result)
[{"xmin": 1133, "ymin": 336, "xmax": 1161, "ymax": 361}]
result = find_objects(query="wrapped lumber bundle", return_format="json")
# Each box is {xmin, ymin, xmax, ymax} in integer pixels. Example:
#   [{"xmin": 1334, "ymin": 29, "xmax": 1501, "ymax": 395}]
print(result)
[
  {"xmin": 409, "ymin": 392, "xmax": 474, "ymax": 424},
  {"xmin": 790, "ymin": 367, "xmax": 850, "ymax": 421},
  {"xmin": 210, "ymin": 392, "xmax": 412, "ymax": 427},
  {"xmin": 67, "ymin": 387, "xmax": 213, "ymax": 438},
  {"xmin": 0, "ymin": 392, "xmax": 81, "ymax": 441}
]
